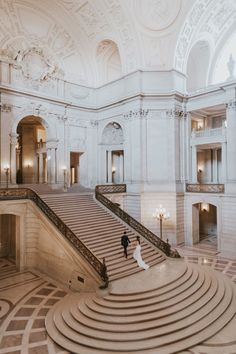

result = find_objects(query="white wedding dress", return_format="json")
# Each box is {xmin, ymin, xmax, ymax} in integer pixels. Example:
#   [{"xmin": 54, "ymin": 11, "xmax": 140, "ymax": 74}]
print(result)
[{"xmin": 133, "ymin": 244, "xmax": 149, "ymax": 270}]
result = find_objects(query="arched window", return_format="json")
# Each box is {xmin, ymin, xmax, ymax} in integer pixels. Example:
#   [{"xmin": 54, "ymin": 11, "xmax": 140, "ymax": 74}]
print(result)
[
  {"xmin": 96, "ymin": 40, "xmax": 122, "ymax": 84},
  {"xmin": 212, "ymin": 31, "xmax": 236, "ymax": 84}
]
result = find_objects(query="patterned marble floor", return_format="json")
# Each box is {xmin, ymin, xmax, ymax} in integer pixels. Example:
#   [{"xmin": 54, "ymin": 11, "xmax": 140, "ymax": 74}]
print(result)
[
  {"xmin": 1, "ymin": 238, "xmax": 236, "ymax": 354},
  {"xmin": 0, "ymin": 258, "xmax": 70, "ymax": 354}
]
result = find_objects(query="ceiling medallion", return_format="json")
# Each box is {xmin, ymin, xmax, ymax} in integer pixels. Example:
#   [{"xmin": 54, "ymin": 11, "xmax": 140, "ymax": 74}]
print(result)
[{"xmin": 134, "ymin": 0, "xmax": 182, "ymax": 31}]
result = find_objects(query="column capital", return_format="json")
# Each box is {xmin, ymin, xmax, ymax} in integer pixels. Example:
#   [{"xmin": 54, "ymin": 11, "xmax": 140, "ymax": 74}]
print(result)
[
  {"xmin": 46, "ymin": 139, "xmax": 59, "ymax": 149},
  {"xmin": 123, "ymin": 109, "xmax": 149, "ymax": 120},
  {"xmin": 9, "ymin": 133, "xmax": 18, "ymax": 145},
  {"xmin": 166, "ymin": 108, "xmax": 187, "ymax": 119},
  {"xmin": 225, "ymin": 100, "xmax": 236, "ymax": 111}
]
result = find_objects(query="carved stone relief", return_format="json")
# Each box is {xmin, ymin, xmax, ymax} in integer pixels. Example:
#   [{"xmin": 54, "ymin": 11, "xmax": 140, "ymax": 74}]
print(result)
[{"xmin": 101, "ymin": 123, "xmax": 124, "ymax": 145}]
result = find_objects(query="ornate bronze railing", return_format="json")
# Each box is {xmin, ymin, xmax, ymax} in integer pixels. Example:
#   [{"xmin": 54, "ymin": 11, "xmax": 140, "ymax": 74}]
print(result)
[
  {"xmin": 186, "ymin": 184, "xmax": 224, "ymax": 193},
  {"xmin": 0, "ymin": 188, "xmax": 108, "ymax": 286},
  {"xmin": 96, "ymin": 184, "xmax": 126, "ymax": 194},
  {"xmin": 95, "ymin": 185, "xmax": 180, "ymax": 258}
]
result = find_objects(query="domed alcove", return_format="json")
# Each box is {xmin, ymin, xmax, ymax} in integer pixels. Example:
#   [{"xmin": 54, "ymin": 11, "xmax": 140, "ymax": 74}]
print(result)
[
  {"xmin": 186, "ymin": 40, "xmax": 211, "ymax": 92},
  {"xmin": 96, "ymin": 40, "xmax": 122, "ymax": 85}
]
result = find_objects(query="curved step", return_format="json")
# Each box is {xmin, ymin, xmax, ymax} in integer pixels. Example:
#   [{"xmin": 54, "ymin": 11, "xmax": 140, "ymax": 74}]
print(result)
[{"xmin": 46, "ymin": 263, "xmax": 236, "ymax": 354}]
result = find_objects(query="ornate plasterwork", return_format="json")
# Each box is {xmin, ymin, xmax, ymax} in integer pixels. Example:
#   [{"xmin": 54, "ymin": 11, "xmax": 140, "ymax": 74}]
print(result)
[
  {"xmin": 174, "ymin": 0, "xmax": 236, "ymax": 73},
  {"xmin": 134, "ymin": 0, "xmax": 182, "ymax": 31},
  {"xmin": 101, "ymin": 123, "xmax": 124, "ymax": 145},
  {"xmin": 16, "ymin": 47, "xmax": 57, "ymax": 82},
  {"xmin": 123, "ymin": 109, "xmax": 149, "ymax": 120}
]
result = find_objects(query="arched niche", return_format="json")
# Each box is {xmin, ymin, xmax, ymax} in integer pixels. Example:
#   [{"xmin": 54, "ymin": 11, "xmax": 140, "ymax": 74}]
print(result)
[
  {"xmin": 96, "ymin": 40, "xmax": 122, "ymax": 85},
  {"xmin": 186, "ymin": 40, "xmax": 211, "ymax": 92},
  {"xmin": 101, "ymin": 122, "xmax": 124, "ymax": 145}
]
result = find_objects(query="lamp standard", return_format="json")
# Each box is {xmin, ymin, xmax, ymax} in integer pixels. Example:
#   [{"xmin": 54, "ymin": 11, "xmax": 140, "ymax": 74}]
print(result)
[
  {"xmin": 153, "ymin": 205, "xmax": 170, "ymax": 240},
  {"xmin": 4, "ymin": 165, "xmax": 10, "ymax": 189}
]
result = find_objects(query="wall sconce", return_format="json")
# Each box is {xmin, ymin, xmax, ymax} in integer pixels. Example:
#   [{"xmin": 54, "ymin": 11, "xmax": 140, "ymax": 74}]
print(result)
[
  {"xmin": 198, "ymin": 169, "xmax": 202, "ymax": 173},
  {"xmin": 24, "ymin": 160, "xmax": 32, "ymax": 168},
  {"xmin": 4, "ymin": 164, "xmax": 10, "ymax": 189},
  {"xmin": 201, "ymin": 203, "xmax": 209, "ymax": 212},
  {"xmin": 112, "ymin": 167, "xmax": 116, "ymax": 173}
]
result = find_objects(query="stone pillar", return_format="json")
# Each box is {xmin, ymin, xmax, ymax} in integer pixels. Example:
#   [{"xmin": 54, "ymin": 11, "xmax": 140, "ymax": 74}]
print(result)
[
  {"xmin": 9, "ymin": 133, "xmax": 18, "ymax": 184},
  {"xmin": 46, "ymin": 139, "xmax": 58, "ymax": 184},
  {"xmin": 221, "ymin": 142, "xmax": 227, "ymax": 183},
  {"xmin": 107, "ymin": 150, "xmax": 112, "ymax": 183},
  {"xmin": 38, "ymin": 153, "xmax": 44, "ymax": 184},
  {"xmin": 50, "ymin": 148, "xmax": 56, "ymax": 184},
  {"xmin": 191, "ymin": 145, "xmax": 197, "ymax": 183},
  {"xmin": 226, "ymin": 101, "xmax": 236, "ymax": 182},
  {"xmin": 120, "ymin": 153, "xmax": 124, "ymax": 182},
  {"xmin": 212, "ymin": 149, "xmax": 218, "ymax": 183}
]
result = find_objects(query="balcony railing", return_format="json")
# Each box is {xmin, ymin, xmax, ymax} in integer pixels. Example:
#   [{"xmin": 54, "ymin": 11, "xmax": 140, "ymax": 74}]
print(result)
[
  {"xmin": 186, "ymin": 184, "xmax": 224, "ymax": 193},
  {"xmin": 191, "ymin": 127, "xmax": 226, "ymax": 139}
]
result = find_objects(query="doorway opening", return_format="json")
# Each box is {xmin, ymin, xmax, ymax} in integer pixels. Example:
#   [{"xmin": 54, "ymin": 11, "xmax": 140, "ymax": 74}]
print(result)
[
  {"xmin": 17, "ymin": 116, "xmax": 47, "ymax": 184},
  {"xmin": 0, "ymin": 214, "xmax": 18, "ymax": 265},
  {"xmin": 192, "ymin": 203, "xmax": 217, "ymax": 249},
  {"xmin": 70, "ymin": 152, "xmax": 82, "ymax": 184}
]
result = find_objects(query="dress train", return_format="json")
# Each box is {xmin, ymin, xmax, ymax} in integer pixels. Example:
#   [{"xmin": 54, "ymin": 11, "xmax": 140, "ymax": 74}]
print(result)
[{"xmin": 133, "ymin": 244, "xmax": 149, "ymax": 270}]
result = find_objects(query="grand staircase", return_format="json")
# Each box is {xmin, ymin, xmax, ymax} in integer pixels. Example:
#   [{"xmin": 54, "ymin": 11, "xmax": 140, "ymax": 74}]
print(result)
[
  {"xmin": 39, "ymin": 192, "xmax": 166, "ymax": 281},
  {"xmin": 3, "ymin": 185, "xmax": 236, "ymax": 353}
]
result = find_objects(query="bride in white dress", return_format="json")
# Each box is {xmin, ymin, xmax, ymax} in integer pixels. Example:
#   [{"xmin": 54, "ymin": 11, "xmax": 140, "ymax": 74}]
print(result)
[{"xmin": 133, "ymin": 236, "xmax": 149, "ymax": 270}]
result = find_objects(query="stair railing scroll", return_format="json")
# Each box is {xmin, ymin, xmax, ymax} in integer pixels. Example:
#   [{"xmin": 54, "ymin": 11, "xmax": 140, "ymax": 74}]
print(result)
[
  {"xmin": 95, "ymin": 184, "xmax": 180, "ymax": 258},
  {"xmin": 0, "ymin": 188, "xmax": 108, "ymax": 287}
]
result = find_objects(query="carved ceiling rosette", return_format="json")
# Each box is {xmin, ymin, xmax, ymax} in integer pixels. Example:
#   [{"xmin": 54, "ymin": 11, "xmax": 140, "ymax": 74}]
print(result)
[{"xmin": 134, "ymin": 0, "xmax": 182, "ymax": 31}]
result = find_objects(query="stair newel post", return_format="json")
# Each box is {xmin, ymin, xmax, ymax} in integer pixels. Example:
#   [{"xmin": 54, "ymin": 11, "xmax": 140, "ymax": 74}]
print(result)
[{"xmin": 100, "ymin": 257, "xmax": 109, "ymax": 289}]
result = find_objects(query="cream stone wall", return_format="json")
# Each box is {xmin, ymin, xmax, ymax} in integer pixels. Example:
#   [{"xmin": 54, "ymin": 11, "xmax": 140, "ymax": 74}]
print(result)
[{"xmin": 0, "ymin": 200, "xmax": 100, "ymax": 291}]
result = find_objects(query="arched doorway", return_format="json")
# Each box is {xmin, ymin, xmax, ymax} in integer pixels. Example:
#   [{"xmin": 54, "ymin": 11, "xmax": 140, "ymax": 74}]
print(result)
[
  {"xmin": 101, "ymin": 122, "xmax": 124, "ymax": 184},
  {"xmin": 0, "ymin": 214, "xmax": 18, "ymax": 266},
  {"xmin": 192, "ymin": 203, "xmax": 217, "ymax": 249},
  {"xmin": 16, "ymin": 116, "xmax": 47, "ymax": 184}
]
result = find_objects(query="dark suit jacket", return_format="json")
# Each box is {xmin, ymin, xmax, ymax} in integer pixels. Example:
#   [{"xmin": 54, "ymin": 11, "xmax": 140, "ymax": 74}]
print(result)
[{"xmin": 121, "ymin": 235, "xmax": 130, "ymax": 247}]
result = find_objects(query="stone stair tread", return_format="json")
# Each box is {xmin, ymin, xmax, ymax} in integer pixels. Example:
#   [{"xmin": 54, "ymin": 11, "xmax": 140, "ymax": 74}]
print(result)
[{"xmin": 49, "ymin": 280, "xmax": 233, "ymax": 351}]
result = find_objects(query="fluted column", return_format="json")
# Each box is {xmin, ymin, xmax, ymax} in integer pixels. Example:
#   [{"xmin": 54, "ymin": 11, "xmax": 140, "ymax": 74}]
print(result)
[
  {"xmin": 107, "ymin": 150, "xmax": 112, "ymax": 183},
  {"xmin": 9, "ymin": 133, "xmax": 18, "ymax": 184},
  {"xmin": 46, "ymin": 139, "xmax": 58, "ymax": 184},
  {"xmin": 191, "ymin": 145, "xmax": 197, "ymax": 183},
  {"xmin": 120, "ymin": 153, "xmax": 124, "ymax": 182},
  {"xmin": 221, "ymin": 142, "xmax": 227, "ymax": 182},
  {"xmin": 38, "ymin": 153, "xmax": 44, "ymax": 184},
  {"xmin": 226, "ymin": 101, "xmax": 236, "ymax": 182}
]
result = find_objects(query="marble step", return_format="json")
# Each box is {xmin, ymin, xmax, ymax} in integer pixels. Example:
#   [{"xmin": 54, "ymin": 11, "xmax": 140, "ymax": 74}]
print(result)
[{"xmin": 46, "ymin": 265, "xmax": 236, "ymax": 353}]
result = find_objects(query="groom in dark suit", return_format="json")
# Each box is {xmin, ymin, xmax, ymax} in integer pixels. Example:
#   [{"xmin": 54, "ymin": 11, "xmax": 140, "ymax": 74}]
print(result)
[{"xmin": 121, "ymin": 231, "xmax": 130, "ymax": 258}]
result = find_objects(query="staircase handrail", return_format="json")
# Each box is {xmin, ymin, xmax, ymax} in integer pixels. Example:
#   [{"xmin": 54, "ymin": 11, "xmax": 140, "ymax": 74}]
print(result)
[
  {"xmin": 95, "ymin": 185, "xmax": 180, "ymax": 258},
  {"xmin": 0, "ymin": 188, "xmax": 108, "ymax": 286}
]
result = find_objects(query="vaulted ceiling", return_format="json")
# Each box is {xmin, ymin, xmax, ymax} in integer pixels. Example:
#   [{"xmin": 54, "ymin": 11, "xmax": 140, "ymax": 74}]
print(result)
[{"xmin": 0, "ymin": 0, "xmax": 236, "ymax": 87}]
